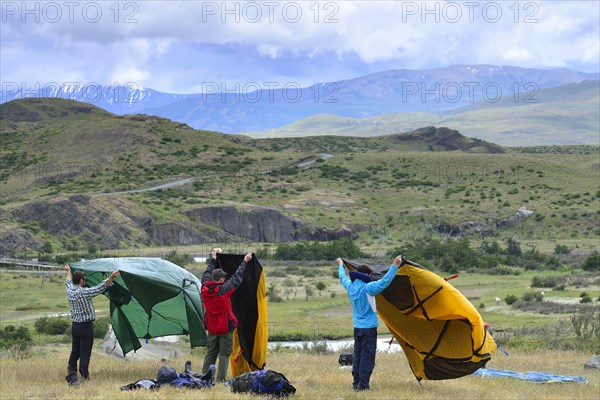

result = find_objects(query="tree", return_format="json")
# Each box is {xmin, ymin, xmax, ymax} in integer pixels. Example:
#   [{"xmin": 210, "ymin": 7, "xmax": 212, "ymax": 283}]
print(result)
[
  {"xmin": 87, "ymin": 243, "xmax": 98, "ymax": 257},
  {"xmin": 41, "ymin": 241, "xmax": 53, "ymax": 254},
  {"xmin": 282, "ymin": 277, "xmax": 297, "ymax": 300},
  {"xmin": 315, "ymin": 281, "xmax": 327, "ymax": 296},
  {"xmin": 554, "ymin": 244, "xmax": 571, "ymax": 255},
  {"xmin": 165, "ymin": 250, "xmax": 192, "ymax": 266},
  {"xmin": 304, "ymin": 284, "xmax": 314, "ymax": 301},
  {"xmin": 267, "ymin": 282, "xmax": 283, "ymax": 303},
  {"xmin": 583, "ymin": 251, "xmax": 600, "ymax": 271},
  {"xmin": 506, "ymin": 237, "xmax": 522, "ymax": 257}
]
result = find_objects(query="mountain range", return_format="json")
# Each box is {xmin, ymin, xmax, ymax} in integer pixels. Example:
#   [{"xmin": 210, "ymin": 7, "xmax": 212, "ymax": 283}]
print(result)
[
  {"xmin": 2, "ymin": 65, "xmax": 598, "ymax": 138},
  {"xmin": 241, "ymin": 80, "xmax": 600, "ymax": 146}
]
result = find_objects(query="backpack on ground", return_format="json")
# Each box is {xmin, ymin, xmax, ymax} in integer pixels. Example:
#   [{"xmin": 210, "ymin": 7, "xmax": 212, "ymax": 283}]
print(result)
[
  {"xmin": 120, "ymin": 361, "xmax": 214, "ymax": 391},
  {"xmin": 338, "ymin": 353, "xmax": 354, "ymax": 366},
  {"xmin": 228, "ymin": 369, "xmax": 296, "ymax": 397}
]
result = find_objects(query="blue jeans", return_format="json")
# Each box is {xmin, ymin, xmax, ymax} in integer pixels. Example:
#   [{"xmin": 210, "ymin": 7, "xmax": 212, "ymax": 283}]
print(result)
[{"xmin": 352, "ymin": 327, "xmax": 377, "ymax": 389}]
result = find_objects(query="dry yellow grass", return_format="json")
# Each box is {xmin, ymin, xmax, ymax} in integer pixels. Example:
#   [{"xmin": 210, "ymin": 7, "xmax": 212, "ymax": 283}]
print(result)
[{"xmin": 1, "ymin": 346, "xmax": 598, "ymax": 399}]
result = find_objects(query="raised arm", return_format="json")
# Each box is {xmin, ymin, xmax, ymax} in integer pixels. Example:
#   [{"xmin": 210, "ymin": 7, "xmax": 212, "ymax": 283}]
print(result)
[
  {"xmin": 337, "ymin": 258, "xmax": 351, "ymax": 289},
  {"xmin": 364, "ymin": 255, "xmax": 403, "ymax": 296},
  {"xmin": 201, "ymin": 248, "xmax": 219, "ymax": 284},
  {"xmin": 106, "ymin": 270, "xmax": 119, "ymax": 286},
  {"xmin": 65, "ymin": 264, "xmax": 72, "ymax": 282}
]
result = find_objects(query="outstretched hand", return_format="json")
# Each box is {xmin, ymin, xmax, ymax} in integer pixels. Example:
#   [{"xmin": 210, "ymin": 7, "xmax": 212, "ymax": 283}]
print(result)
[
  {"xmin": 392, "ymin": 255, "xmax": 404, "ymax": 267},
  {"xmin": 336, "ymin": 258, "xmax": 343, "ymax": 266},
  {"xmin": 106, "ymin": 270, "xmax": 120, "ymax": 285},
  {"xmin": 244, "ymin": 253, "xmax": 252, "ymax": 263}
]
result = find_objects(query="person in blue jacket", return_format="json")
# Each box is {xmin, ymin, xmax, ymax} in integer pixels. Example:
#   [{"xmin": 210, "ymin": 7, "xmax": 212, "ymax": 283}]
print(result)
[{"xmin": 337, "ymin": 255, "xmax": 404, "ymax": 391}]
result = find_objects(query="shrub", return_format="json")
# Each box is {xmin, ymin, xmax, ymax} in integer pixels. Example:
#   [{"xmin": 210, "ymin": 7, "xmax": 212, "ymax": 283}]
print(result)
[
  {"xmin": 34, "ymin": 316, "xmax": 70, "ymax": 335},
  {"xmin": 0, "ymin": 325, "xmax": 32, "ymax": 350},
  {"xmin": 165, "ymin": 250, "xmax": 193, "ymax": 266},
  {"xmin": 505, "ymin": 294, "xmax": 518, "ymax": 305},
  {"xmin": 521, "ymin": 292, "xmax": 543, "ymax": 302},
  {"xmin": 93, "ymin": 317, "xmax": 111, "ymax": 339},
  {"xmin": 315, "ymin": 281, "xmax": 327, "ymax": 296},
  {"xmin": 582, "ymin": 251, "xmax": 600, "ymax": 271},
  {"xmin": 301, "ymin": 340, "xmax": 331, "ymax": 354},
  {"xmin": 268, "ymin": 270, "xmax": 288, "ymax": 278},
  {"xmin": 274, "ymin": 238, "xmax": 365, "ymax": 261},
  {"xmin": 554, "ymin": 244, "xmax": 571, "ymax": 255},
  {"xmin": 531, "ymin": 275, "xmax": 564, "ymax": 288},
  {"xmin": 570, "ymin": 305, "xmax": 599, "ymax": 351},
  {"xmin": 506, "ymin": 238, "xmax": 522, "ymax": 257},
  {"xmin": 485, "ymin": 266, "xmax": 521, "ymax": 276}
]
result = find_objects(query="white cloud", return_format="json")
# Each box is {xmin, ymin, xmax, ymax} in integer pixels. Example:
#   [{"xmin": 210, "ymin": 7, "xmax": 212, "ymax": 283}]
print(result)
[
  {"xmin": 1, "ymin": 0, "xmax": 598, "ymax": 93},
  {"xmin": 503, "ymin": 48, "xmax": 533, "ymax": 62}
]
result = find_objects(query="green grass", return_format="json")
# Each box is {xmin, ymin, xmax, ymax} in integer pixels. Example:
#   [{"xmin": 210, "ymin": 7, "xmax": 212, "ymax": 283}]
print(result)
[{"xmin": 4, "ymin": 265, "xmax": 595, "ymax": 342}]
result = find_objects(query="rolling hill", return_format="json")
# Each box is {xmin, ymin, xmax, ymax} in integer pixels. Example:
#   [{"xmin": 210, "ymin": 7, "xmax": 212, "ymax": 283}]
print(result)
[{"xmin": 0, "ymin": 98, "xmax": 598, "ymax": 256}]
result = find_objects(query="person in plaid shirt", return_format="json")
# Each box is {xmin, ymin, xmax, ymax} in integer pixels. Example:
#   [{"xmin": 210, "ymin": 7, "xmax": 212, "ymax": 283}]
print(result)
[{"xmin": 64, "ymin": 264, "xmax": 119, "ymax": 384}]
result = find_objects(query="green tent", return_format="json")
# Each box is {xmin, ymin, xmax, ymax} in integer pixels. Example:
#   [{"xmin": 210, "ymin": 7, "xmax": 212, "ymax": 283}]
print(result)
[{"xmin": 71, "ymin": 257, "xmax": 207, "ymax": 355}]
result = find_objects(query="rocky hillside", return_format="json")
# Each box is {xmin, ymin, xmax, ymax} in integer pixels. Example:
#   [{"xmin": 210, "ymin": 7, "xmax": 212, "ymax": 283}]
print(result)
[
  {"xmin": 0, "ymin": 195, "xmax": 363, "ymax": 256},
  {"xmin": 2, "ymin": 98, "xmax": 597, "ymax": 255}
]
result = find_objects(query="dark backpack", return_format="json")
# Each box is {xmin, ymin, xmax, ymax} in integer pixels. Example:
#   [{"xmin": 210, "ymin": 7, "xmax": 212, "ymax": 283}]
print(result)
[
  {"xmin": 228, "ymin": 370, "xmax": 296, "ymax": 397},
  {"xmin": 338, "ymin": 353, "xmax": 354, "ymax": 366}
]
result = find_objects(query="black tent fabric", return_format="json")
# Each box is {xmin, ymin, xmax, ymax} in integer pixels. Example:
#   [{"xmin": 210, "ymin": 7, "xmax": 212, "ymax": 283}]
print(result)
[{"xmin": 214, "ymin": 253, "xmax": 267, "ymax": 375}]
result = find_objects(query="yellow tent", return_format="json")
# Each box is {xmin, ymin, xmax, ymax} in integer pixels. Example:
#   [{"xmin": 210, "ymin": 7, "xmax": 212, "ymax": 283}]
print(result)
[{"xmin": 343, "ymin": 258, "xmax": 497, "ymax": 381}]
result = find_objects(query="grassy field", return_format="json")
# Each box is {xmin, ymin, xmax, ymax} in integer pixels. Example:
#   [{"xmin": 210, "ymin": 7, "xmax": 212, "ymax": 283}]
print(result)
[
  {"xmin": 1, "ymin": 257, "xmax": 599, "ymax": 399},
  {"xmin": 2, "ymin": 265, "xmax": 597, "ymax": 339},
  {"xmin": 0, "ymin": 347, "xmax": 597, "ymax": 399}
]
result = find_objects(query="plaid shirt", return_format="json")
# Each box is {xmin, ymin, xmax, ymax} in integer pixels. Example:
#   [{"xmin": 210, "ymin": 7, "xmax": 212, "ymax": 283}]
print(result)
[{"xmin": 65, "ymin": 278, "xmax": 109, "ymax": 323}]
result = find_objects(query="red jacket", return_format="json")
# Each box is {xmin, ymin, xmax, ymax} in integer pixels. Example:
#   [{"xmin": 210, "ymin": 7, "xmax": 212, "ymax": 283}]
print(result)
[
  {"xmin": 201, "ymin": 282, "xmax": 237, "ymax": 334},
  {"xmin": 201, "ymin": 258, "xmax": 247, "ymax": 335}
]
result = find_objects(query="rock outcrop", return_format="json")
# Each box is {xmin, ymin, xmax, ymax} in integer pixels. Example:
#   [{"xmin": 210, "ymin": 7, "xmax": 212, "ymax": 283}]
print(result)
[
  {"xmin": 0, "ymin": 226, "xmax": 44, "ymax": 256},
  {"xmin": 391, "ymin": 126, "xmax": 505, "ymax": 153},
  {"xmin": 10, "ymin": 195, "xmax": 140, "ymax": 249},
  {"xmin": 1, "ymin": 196, "xmax": 363, "ymax": 254},
  {"xmin": 436, "ymin": 207, "xmax": 534, "ymax": 236},
  {"xmin": 185, "ymin": 205, "xmax": 361, "ymax": 242}
]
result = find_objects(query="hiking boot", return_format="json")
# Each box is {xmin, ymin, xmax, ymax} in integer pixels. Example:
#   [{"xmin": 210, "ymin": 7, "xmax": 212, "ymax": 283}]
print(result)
[
  {"xmin": 66, "ymin": 372, "xmax": 80, "ymax": 387},
  {"xmin": 184, "ymin": 360, "xmax": 198, "ymax": 375}
]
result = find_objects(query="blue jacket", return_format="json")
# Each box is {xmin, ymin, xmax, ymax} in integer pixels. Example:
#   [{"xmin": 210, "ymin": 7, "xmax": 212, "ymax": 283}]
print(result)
[{"xmin": 339, "ymin": 263, "xmax": 398, "ymax": 329}]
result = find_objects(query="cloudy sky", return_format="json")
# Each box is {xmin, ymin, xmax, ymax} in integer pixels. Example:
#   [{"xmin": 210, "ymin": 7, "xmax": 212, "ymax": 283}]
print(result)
[{"xmin": 1, "ymin": 0, "xmax": 599, "ymax": 93}]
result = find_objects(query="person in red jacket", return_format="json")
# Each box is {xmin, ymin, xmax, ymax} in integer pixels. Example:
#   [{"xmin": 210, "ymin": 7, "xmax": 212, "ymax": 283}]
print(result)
[{"xmin": 201, "ymin": 248, "xmax": 253, "ymax": 382}]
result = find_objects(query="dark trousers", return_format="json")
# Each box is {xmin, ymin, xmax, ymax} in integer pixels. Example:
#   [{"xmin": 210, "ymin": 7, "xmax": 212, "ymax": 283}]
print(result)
[
  {"xmin": 352, "ymin": 327, "xmax": 377, "ymax": 389},
  {"xmin": 68, "ymin": 322, "xmax": 94, "ymax": 379}
]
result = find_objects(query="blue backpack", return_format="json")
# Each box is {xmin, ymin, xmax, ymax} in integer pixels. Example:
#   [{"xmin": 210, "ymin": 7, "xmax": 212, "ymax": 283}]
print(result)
[{"xmin": 228, "ymin": 370, "xmax": 296, "ymax": 397}]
